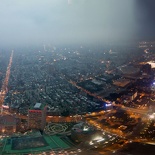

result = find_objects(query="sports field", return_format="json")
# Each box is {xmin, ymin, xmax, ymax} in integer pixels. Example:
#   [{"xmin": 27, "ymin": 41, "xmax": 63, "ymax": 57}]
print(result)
[{"xmin": 1, "ymin": 135, "xmax": 70, "ymax": 154}]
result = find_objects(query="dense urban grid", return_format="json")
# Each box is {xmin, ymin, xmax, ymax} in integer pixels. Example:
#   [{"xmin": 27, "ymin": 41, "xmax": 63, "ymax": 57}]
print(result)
[{"xmin": 0, "ymin": 42, "xmax": 155, "ymax": 154}]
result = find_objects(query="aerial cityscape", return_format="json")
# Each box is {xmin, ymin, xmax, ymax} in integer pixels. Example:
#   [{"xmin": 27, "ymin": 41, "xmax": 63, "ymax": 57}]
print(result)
[{"xmin": 0, "ymin": 0, "xmax": 155, "ymax": 155}]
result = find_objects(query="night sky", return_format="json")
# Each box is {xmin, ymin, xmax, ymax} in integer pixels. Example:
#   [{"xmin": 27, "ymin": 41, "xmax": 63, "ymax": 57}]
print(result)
[
  {"xmin": 135, "ymin": 0, "xmax": 155, "ymax": 40},
  {"xmin": 0, "ymin": 0, "xmax": 155, "ymax": 47}
]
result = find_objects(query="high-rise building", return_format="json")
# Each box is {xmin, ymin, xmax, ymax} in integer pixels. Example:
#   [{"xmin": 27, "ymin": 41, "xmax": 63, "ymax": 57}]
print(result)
[{"xmin": 28, "ymin": 103, "xmax": 47, "ymax": 130}]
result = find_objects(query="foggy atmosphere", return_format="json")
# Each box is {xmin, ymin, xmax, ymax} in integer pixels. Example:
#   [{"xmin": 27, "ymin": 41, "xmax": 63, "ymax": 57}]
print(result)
[{"xmin": 0, "ymin": 0, "xmax": 155, "ymax": 155}]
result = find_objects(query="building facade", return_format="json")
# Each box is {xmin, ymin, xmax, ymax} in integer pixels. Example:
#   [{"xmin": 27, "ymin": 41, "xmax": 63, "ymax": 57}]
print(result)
[
  {"xmin": 0, "ymin": 115, "xmax": 16, "ymax": 134},
  {"xmin": 28, "ymin": 103, "xmax": 47, "ymax": 130}
]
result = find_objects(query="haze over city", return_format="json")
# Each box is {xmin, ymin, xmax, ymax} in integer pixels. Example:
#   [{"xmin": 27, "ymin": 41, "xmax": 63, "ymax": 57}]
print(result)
[{"xmin": 0, "ymin": 0, "xmax": 154, "ymax": 47}]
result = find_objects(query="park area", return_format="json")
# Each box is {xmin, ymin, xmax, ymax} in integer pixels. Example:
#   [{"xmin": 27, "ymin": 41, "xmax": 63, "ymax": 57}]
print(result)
[{"xmin": 44, "ymin": 122, "xmax": 76, "ymax": 135}]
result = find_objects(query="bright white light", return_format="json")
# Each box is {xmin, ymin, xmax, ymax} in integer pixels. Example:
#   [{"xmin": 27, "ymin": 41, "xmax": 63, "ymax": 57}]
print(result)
[
  {"xmin": 2, "ymin": 105, "xmax": 9, "ymax": 109},
  {"xmin": 106, "ymin": 104, "xmax": 112, "ymax": 107},
  {"xmin": 83, "ymin": 126, "xmax": 89, "ymax": 131},
  {"xmin": 97, "ymin": 138, "xmax": 105, "ymax": 142},
  {"xmin": 108, "ymin": 135, "xmax": 112, "ymax": 138},
  {"xmin": 149, "ymin": 114, "xmax": 155, "ymax": 119},
  {"xmin": 147, "ymin": 61, "xmax": 155, "ymax": 68},
  {"xmin": 89, "ymin": 141, "xmax": 94, "ymax": 145},
  {"xmin": 93, "ymin": 136, "xmax": 105, "ymax": 142}
]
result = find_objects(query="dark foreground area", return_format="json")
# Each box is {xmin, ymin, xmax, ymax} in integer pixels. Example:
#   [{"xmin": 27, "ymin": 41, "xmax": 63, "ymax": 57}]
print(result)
[{"xmin": 115, "ymin": 142, "xmax": 155, "ymax": 155}]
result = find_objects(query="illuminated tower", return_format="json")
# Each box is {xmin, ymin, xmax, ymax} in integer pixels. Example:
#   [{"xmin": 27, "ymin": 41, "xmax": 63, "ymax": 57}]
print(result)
[{"xmin": 28, "ymin": 103, "xmax": 47, "ymax": 130}]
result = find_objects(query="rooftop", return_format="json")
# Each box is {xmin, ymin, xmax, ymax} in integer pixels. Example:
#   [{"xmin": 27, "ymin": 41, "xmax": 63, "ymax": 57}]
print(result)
[
  {"xmin": 34, "ymin": 103, "xmax": 41, "ymax": 109},
  {"xmin": 30, "ymin": 103, "xmax": 46, "ymax": 110}
]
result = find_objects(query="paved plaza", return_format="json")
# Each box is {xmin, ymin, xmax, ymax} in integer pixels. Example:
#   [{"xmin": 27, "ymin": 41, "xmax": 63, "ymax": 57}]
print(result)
[
  {"xmin": 1, "ymin": 135, "xmax": 70, "ymax": 154},
  {"xmin": 44, "ymin": 123, "xmax": 68, "ymax": 135}
]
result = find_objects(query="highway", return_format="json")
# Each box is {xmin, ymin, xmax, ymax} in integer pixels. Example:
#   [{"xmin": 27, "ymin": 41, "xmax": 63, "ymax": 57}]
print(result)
[
  {"xmin": 121, "ymin": 106, "xmax": 148, "ymax": 115},
  {"xmin": 69, "ymin": 80, "xmax": 102, "ymax": 101},
  {"xmin": 68, "ymin": 78, "xmax": 149, "ymax": 117},
  {"xmin": 0, "ymin": 50, "xmax": 13, "ymax": 109}
]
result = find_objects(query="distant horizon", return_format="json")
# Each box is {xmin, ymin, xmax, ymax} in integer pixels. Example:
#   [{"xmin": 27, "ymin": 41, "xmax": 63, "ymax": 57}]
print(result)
[{"xmin": 1, "ymin": 39, "xmax": 154, "ymax": 50}]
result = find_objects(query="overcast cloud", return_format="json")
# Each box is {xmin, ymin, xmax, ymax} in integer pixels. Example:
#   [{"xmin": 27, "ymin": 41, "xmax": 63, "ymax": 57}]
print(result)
[{"xmin": 0, "ymin": 0, "xmax": 140, "ymax": 47}]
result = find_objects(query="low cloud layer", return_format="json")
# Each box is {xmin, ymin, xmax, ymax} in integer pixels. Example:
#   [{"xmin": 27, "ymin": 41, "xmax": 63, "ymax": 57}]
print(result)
[{"xmin": 0, "ymin": 0, "xmax": 148, "ymax": 47}]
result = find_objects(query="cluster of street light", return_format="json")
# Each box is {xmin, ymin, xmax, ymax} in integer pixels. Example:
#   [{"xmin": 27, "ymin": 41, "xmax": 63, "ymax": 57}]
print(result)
[{"xmin": 0, "ymin": 50, "xmax": 13, "ymax": 110}]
